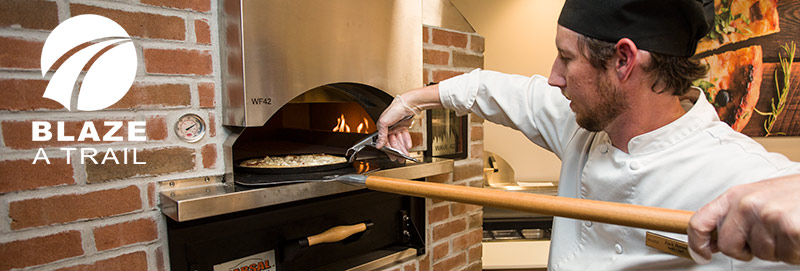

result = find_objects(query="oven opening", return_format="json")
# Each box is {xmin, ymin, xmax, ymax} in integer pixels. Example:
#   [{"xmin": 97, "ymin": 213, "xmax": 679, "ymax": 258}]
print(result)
[{"xmin": 230, "ymin": 83, "xmax": 397, "ymax": 186}]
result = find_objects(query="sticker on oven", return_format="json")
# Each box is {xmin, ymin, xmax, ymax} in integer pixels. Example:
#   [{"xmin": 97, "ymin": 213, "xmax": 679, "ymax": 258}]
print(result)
[{"xmin": 213, "ymin": 250, "xmax": 276, "ymax": 271}]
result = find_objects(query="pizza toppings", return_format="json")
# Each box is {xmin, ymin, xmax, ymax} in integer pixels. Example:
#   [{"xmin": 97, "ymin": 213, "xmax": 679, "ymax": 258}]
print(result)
[
  {"xmin": 695, "ymin": 45, "xmax": 763, "ymax": 131},
  {"xmin": 240, "ymin": 154, "xmax": 347, "ymax": 168},
  {"xmin": 696, "ymin": 0, "xmax": 779, "ymax": 53}
]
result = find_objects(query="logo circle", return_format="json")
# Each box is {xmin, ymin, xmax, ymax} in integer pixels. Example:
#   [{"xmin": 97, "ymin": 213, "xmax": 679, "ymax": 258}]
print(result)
[{"xmin": 41, "ymin": 14, "xmax": 138, "ymax": 111}]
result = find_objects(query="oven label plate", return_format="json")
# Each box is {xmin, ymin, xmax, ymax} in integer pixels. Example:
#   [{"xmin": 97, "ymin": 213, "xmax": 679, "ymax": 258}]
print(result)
[{"xmin": 213, "ymin": 250, "xmax": 276, "ymax": 271}]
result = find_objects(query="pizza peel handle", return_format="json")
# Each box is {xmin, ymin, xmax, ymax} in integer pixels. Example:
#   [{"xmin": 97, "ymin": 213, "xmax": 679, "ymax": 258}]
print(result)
[{"xmin": 352, "ymin": 175, "xmax": 694, "ymax": 234}]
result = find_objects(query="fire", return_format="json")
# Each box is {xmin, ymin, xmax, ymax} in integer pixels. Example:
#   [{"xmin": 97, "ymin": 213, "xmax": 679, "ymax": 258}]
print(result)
[
  {"xmin": 332, "ymin": 115, "xmax": 370, "ymax": 134},
  {"xmin": 332, "ymin": 114, "xmax": 351, "ymax": 133}
]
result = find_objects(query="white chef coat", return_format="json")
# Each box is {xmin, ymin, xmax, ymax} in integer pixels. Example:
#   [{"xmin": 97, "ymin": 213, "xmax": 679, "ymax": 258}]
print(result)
[{"xmin": 439, "ymin": 69, "xmax": 800, "ymax": 270}]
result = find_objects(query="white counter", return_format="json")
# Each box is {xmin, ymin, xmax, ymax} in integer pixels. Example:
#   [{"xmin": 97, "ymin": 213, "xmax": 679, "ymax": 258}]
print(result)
[{"xmin": 482, "ymin": 240, "xmax": 550, "ymax": 270}]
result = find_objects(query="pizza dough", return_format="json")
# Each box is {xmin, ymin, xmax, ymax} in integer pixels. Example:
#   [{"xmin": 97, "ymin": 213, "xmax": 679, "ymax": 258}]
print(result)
[
  {"xmin": 239, "ymin": 154, "xmax": 347, "ymax": 168},
  {"xmin": 695, "ymin": 45, "xmax": 763, "ymax": 131},
  {"xmin": 695, "ymin": 0, "xmax": 780, "ymax": 54}
]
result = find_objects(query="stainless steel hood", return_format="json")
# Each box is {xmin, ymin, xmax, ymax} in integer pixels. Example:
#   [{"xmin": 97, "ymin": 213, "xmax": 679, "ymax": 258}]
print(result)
[{"xmin": 220, "ymin": 0, "xmax": 423, "ymax": 127}]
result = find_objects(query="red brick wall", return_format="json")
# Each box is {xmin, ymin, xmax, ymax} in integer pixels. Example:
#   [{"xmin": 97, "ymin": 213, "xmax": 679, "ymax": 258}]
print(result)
[
  {"xmin": 377, "ymin": 26, "xmax": 486, "ymax": 271},
  {"xmin": 0, "ymin": 0, "xmax": 218, "ymax": 270}
]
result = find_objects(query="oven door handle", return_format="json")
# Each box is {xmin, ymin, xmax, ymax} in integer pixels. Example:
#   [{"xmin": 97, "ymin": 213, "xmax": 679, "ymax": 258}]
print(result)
[{"xmin": 300, "ymin": 221, "xmax": 374, "ymax": 248}]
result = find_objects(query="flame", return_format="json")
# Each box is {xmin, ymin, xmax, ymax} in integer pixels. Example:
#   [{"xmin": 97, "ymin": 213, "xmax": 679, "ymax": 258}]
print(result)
[
  {"xmin": 332, "ymin": 115, "xmax": 371, "ymax": 134},
  {"xmin": 332, "ymin": 114, "xmax": 351, "ymax": 133},
  {"xmin": 356, "ymin": 117, "xmax": 369, "ymax": 133}
]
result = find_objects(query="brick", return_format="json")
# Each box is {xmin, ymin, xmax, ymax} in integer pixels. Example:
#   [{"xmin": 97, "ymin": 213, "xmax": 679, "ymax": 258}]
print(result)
[
  {"xmin": 432, "ymin": 242, "xmax": 449, "ymax": 261},
  {"xmin": 452, "ymin": 229, "xmax": 482, "ymax": 251},
  {"xmin": 57, "ymin": 251, "xmax": 147, "ymax": 271},
  {"xmin": 432, "ymin": 252, "xmax": 465, "ymax": 271},
  {"xmin": 85, "ymin": 147, "xmax": 195, "ymax": 183},
  {"xmin": 195, "ymin": 19, "xmax": 211, "ymax": 44},
  {"xmin": 142, "ymin": 0, "xmax": 211, "ymax": 12},
  {"xmin": 468, "ymin": 245, "xmax": 482, "ymax": 264},
  {"xmin": 432, "ymin": 28, "xmax": 467, "ymax": 48},
  {"xmin": 146, "ymin": 116, "xmax": 168, "ymax": 141},
  {"xmin": 428, "ymin": 205, "xmax": 449, "ymax": 223},
  {"xmin": 465, "ymin": 262, "xmax": 482, "ymax": 271},
  {"xmin": 2, "ymin": 119, "xmax": 137, "ymax": 149},
  {"xmin": 156, "ymin": 246, "xmax": 166, "ymax": 271},
  {"xmin": 208, "ymin": 112, "xmax": 216, "ymax": 137},
  {"xmin": 423, "ymin": 26, "xmax": 429, "ymax": 43},
  {"xmin": 469, "ymin": 143, "xmax": 483, "ymax": 159},
  {"xmin": 94, "ymin": 218, "xmax": 158, "ymax": 251},
  {"xmin": 423, "ymin": 68, "xmax": 430, "ymax": 85},
  {"xmin": 469, "ymin": 35, "xmax": 485, "ymax": 53},
  {"xmin": 9, "ymin": 186, "xmax": 141, "ymax": 229},
  {"xmin": 419, "ymin": 254, "xmax": 430, "ymax": 271},
  {"xmin": 198, "ymin": 82, "xmax": 215, "ymax": 108},
  {"xmin": 0, "ymin": 231, "xmax": 84, "ymax": 270},
  {"xmin": 454, "ymin": 159, "xmax": 483, "ymax": 182},
  {"xmin": 71, "ymin": 4, "xmax": 185, "ymax": 41},
  {"xmin": 0, "ymin": 36, "xmax": 43, "ymax": 69},
  {"xmin": 423, "ymin": 49, "xmax": 449, "ymax": 66},
  {"xmin": 110, "ymin": 83, "xmax": 191, "ymax": 109},
  {"xmin": 0, "ymin": 0, "xmax": 59, "ymax": 30},
  {"xmin": 451, "ymin": 203, "xmax": 480, "ymax": 216},
  {"xmin": 202, "ymin": 144, "xmax": 217, "ymax": 169},
  {"xmin": 432, "ymin": 70, "xmax": 465, "ymax": 83},
  {"xmin": 452, "ymin": 51, "xmax": 483, "ymax": 69},
  {"xmin": 403, "ymin": 262, "xmax": 415, "ymax": 271},
  {"xmin": 468, "ymin": 212, "xmax": 482, "ymax": 229},
  {"xmin": 426, "ymin": 173, "xmax": 451, "ymax": 184},
  {"xmin": 144, "ymin": 48, "xmax": 213, "ymax": 75},
  {"xmin": 470, "ymin": 113, "xmax": 484, "ymax": 123},
  {"xmin": 0, "ymin": 158, "xmax": 74, "ymax": 193},
  {"xmin": 148, "ymin": 182, "xmax": 157, "ymax": 208},
  {"xmin": 433, "ymin": 218, "xmax": 466, "ymax": 241},
  {"xmin": 0, "ymin": 79, "xmax": 63, "ymax": 111},
  {"xmin": 470, "ymin": 125, "xmax": 483, "ymax": 142}
]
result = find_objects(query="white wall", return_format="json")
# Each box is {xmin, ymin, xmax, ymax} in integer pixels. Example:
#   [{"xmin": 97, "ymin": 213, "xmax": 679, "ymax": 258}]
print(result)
[{"xmin": 451, "ymin": 0, "xmax": 565, "ymax": 182}]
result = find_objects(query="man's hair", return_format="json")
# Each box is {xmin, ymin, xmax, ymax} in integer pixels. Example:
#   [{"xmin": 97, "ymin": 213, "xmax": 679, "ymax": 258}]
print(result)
[{"xmin": 576, "ymin": 35, "xmax": 708, "ymax": 96}]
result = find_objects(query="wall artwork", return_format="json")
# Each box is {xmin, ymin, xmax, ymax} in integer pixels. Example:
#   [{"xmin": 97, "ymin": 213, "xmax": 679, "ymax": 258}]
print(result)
[{"xmin": 692, "ymin": 0, "xmax": 799, "ymax": 136}]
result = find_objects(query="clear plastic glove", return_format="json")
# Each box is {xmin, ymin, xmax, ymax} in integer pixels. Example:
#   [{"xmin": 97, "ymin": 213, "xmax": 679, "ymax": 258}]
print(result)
[
  {"xmin": 687, "ymin": 174, "xmax": 800, "ymax": 265},
  {"xmin": 375, "ymin": 95, "xmax": 418, "ymax": 161}
]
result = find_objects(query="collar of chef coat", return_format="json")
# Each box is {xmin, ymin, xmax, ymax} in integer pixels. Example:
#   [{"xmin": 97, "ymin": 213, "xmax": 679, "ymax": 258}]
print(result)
[{"xmin": 624, "ymin": 91, "xmax": 719, "ymax": 156}]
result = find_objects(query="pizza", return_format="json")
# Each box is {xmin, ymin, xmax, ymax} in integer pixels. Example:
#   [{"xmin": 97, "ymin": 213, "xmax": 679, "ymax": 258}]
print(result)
[
  {"xmin": 694, "ymin": 45, "xmax": 763, "ymax": 131},
  {"xmin": 239, "ymin": 153, "xmax": 347, "ymax": 168},
  {"xmin": 695, "ymin": 0, "xmax": 779, "ymax": 54}
]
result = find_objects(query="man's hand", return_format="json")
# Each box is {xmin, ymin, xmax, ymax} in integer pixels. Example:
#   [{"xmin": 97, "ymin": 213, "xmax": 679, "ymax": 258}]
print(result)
[
  {"xmin": 688, "ymin": 174, "xmax": 800, "ymax": 264},
  {"xmin": 374, "ymin": 95, "xmax": 418, "ymax": 160}
]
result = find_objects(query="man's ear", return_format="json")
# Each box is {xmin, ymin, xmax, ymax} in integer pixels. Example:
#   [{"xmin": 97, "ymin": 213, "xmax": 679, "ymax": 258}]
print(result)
[{"xmin": 614, "ymin": 38, "xmax": 638, "ymax": 81}]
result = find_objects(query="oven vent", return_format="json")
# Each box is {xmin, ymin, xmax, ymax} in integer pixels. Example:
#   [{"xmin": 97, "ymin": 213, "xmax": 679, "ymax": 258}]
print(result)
[{"xmin": 220, "ymin": 0, "xmax": 423, "ymax": 127}]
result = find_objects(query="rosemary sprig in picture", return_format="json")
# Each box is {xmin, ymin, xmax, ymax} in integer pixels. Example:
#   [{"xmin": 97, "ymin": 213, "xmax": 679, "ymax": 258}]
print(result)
[{"xmin": 755, "ymin": 41, "xmax": 796, "ymax": 136}]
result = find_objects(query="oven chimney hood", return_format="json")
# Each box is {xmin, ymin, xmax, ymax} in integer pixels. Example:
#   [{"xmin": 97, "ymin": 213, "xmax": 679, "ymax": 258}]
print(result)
[{"xmin": 220, "ymin": 0, "xmax": 423, "ymax": 127}]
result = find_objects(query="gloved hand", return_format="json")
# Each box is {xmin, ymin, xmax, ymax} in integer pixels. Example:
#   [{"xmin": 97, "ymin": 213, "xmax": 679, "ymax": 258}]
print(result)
[
  {"xmin": 687, "ymin": 174, "xmax": 800, "ymax": 264},
  {"xmin": 375, "ymin": 95, "xmax": 419, "ymax": 161}
]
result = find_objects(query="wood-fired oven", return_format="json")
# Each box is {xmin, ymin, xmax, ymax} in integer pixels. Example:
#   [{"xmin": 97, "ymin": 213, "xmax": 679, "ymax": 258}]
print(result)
[{"xmin": 159, "ymin": 1, "xmax": 456, "ymax": 270}]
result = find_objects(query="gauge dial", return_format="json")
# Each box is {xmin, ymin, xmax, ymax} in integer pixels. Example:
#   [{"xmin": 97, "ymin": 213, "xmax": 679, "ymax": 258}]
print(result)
[{"xmin": 175, "ymin": 113, "xmax": 206, "ymax": 142}]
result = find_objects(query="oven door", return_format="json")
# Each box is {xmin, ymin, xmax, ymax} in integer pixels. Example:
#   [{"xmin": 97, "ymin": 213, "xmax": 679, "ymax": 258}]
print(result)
[{"xmin": 167, "ymin": 190, "xmax": 424, "ymax": 271}]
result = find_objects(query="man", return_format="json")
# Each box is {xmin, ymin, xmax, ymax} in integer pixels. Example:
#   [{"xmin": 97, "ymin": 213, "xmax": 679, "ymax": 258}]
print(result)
[{"xmin": 376, "ymin": 0, "xmax": 800, "ymax": 269}]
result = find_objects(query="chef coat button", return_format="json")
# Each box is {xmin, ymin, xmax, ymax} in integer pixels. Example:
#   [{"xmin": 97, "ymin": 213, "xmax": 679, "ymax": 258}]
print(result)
[
  {"xmin": 601, "ymin": 145, "xmax": 608, "ymax": 154},
  {"xmin": 615, "ymin": 243, "xmax": 624, "ymax": 254},
  {"xmin": 629, "ymin": 161, "xmax": 640, "ymax": 170},
  {"xmin": 584, "ymin": 221, "xmax": 593, "ymax": 227}
]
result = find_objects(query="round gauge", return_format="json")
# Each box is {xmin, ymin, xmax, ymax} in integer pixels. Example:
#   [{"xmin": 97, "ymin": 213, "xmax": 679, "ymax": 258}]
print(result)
[{"xmin": 175, "ymin": 113, "xmax": 206, "ymax": 142}]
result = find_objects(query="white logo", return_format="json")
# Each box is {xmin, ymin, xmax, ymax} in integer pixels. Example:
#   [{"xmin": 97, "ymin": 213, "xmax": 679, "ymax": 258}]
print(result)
[{"xmin": 40, "ymin": 14, "xmax": 137, "ymax": 111}]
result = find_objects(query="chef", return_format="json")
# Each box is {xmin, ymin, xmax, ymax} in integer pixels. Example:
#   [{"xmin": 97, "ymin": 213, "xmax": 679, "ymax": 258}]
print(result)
[{"xmin": 375, "ymin": 0, "xmax": 800, "ymax": 269}]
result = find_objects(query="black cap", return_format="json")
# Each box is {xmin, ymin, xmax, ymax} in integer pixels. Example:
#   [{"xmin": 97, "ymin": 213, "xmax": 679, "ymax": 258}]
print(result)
[{"xmin": 557, "ymin": 0, "xmax": 714, "ymax": 57}]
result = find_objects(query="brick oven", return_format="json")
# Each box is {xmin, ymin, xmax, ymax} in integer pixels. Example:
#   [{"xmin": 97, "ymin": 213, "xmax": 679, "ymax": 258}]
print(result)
[{"xmin": 0, "ymin": 0, "xmax": 484, "ymax": 270}]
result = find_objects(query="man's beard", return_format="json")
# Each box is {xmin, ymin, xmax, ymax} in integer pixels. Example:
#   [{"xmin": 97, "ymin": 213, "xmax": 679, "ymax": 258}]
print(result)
[{"xmin": 575, "ymin": 74, "xmax": 627, "ymax": 132}]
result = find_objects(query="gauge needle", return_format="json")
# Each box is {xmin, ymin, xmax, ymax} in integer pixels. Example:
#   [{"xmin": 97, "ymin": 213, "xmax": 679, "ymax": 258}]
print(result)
[{"xmin": 185, "ymin": 124, "xmax": 196, "ymax": 131}]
